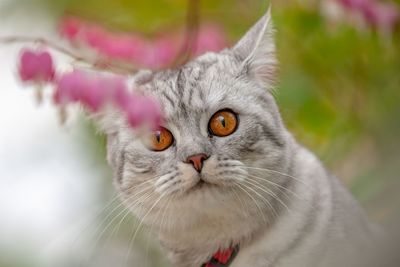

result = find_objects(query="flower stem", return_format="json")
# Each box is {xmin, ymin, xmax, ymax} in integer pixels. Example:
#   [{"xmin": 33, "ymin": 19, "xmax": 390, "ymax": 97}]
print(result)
[{"xmin": 0, "ymin": 35, "xmax": 138, "ymax": 74}]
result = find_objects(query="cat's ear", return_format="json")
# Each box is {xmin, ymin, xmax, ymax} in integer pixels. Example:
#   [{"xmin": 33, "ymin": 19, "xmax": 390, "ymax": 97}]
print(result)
[
  {"xmin": 232, "ymin": 7, "xmax": 277, "ymax": 86},
  {"xmin": 93, "ymin": 70, "xmax": 152, "ymax": 136},
  {"xmin": 90, "ymin": 107, "xmax": 123, "ymax": 139}
]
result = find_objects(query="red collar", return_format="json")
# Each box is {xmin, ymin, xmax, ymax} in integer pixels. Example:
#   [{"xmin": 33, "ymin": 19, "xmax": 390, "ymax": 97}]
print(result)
[{"xmin": 201, "ymin": 245, "xmax": 240, "ymax": 267}]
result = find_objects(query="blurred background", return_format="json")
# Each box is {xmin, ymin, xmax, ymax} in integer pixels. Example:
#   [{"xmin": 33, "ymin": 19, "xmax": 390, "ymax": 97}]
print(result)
[{"xmin": 0, "ymin": 0, "xmax": 399, "ymax": 266}]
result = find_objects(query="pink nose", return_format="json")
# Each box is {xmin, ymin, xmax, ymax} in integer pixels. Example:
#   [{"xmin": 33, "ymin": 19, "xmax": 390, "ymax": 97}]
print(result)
[{"xmin": 186, "ymin": 154, "xmax": 209, "ymax": 173}]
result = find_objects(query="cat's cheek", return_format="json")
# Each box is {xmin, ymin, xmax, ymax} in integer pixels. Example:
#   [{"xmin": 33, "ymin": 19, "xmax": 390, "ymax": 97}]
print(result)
[
  {"xmin": 106, "ymin": 133, "xmax": 120, "ymax": 168},
  {"xmin": 201, "ymin": 156, "xmax": 218, "ymax": 174},
  {"xmin": 201, "ymin": 156, "xmax": 220, "ymax": 182},
  {"xmin": 176, "ymin": 162, "xmax": 201, "ymax": 191}
]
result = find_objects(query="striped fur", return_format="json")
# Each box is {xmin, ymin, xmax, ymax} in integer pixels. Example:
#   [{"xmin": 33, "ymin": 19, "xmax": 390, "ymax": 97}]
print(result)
[{"xmin": 102, "ymin": 8, "xmax": 380, "ymax": 267}]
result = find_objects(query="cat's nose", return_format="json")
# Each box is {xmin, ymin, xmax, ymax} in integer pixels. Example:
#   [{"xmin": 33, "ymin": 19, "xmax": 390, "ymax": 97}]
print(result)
[{"xmin": 185, "ymin": 154, "xmax": 209, "ymax": 173}]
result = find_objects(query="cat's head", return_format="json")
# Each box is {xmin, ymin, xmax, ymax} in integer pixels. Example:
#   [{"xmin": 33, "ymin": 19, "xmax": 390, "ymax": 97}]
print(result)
[{"xmin": 103, "ymin": 9, "xmax": 292, "ymax": 233}]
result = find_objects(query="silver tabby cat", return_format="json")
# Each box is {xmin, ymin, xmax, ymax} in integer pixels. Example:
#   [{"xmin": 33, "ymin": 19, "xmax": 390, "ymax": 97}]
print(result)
[{"xmin": 102, "ymin": 8, "xmax": 379, "ymax": 267}]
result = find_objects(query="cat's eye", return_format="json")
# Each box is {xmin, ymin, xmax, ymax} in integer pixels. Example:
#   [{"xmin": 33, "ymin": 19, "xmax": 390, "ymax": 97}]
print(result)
[
  {"xmin": 146, "ymin": 127, "xmax": 174, "ymax": 151},
  {"xmin": 208, "ymin": 109, "xmax": 238, "ymax": 137}
]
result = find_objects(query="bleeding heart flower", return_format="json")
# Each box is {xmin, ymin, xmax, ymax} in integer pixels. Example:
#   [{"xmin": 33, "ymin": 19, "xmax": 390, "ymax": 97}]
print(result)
[
  {"xmin": 336, "ymin": 0, "xmax": 399, "ymax": 32},
  {"xmin": 16, "ymin": 42, "xmax": 163, "ymax": 130},
  {"xmin": 54, "ymin": 68, "xmax": 162, "ymax": 128},
  {"xmin": 59, "ymin": 17, "xmax": 82, "ymax": 40},
  {"xmin": 339, "ymin": 0, "xmax": 368, "ymax": 9},
  {"xmin": 54, "ymin": 69, "xmax": 86, "ymax": 104},
  {"xmin": 108, "ymin": 77, "xmax": 131, "ymax": 109},
  {"xmin": 55, "ymin": 69, "xmax": 107, "ymax": 111},
  {"xmin": 58, "ymin": 17, "xmax": 228, "ymax": 69},
  {"xmin": 363, "ymin": 2, "xmax": 400, "ymax": 32},
  {"xmin": 124, "ymin": 95, "xmax": 162, "ymax": 130},
  {"xmin": 19, "ymin": 49, "xmax": 55, "ymax": 82},
  {"xmin": 195, "ymin": 24, "xmax": 227, "ymax": 55},
  {"xmin": 78, "ymin": 78, "xmax": 106, "ymax": 112}
]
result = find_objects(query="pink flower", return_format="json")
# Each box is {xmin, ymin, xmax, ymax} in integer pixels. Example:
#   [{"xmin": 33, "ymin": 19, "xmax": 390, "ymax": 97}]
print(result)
[
  {"xmin": 59, "ymin": 17, "xmax": 82, "ymax": 39},
  {"xmin": 363, "ymin": 2, "xmax": 400, "ymax": 32},
  {"xmin": 19, "ymin": 49, "xmax": 55, "ymax": 82},
  {"xmin": 54, "ymin": 69, "xmax": 86, "ymax": 104},
  {"xmin": 124, "ymin": 95, "xmax": 162, "ymax": 130},
  {"xmin": 110, "ymin": 78, "xmax": 132, "ymax": 109},
  {"xmin": 54, "ymin": 69, "xmax": 162, "ymax": 129},
  {"xmin": 54, "ymin": 69, "xmax": 97, "ymax": 108},
  {"xmin": 339, "ymin": 0, "xmax": 369, "ymax": 9},
  {"xmin": 55, "ymin": 69, "xmax": 112, "ymax": 111},
  {"xmin": 139, "ymin": 36, "xmax": 179, "ymax": 69},
  {"xmin": 83, "ymin": 25, "xmax": 109, "ymax": 48},
  {"xmin": 58, "ymin": 17, "xmax": 228, "ymax": 69},
  {"xmin": 336, "ymin": 0, "xmax": 399, "ymax": 32},
  {"xmin": 195, "ymin": 24, "xmax": 227, "ymax": 55},
  {"xmin": 100, "ymin": 35, "xmax": 146, "ymax": 62}
]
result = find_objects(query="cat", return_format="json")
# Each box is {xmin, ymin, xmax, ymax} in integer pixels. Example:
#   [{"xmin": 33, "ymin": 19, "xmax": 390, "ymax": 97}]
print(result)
[{"xmin": 100, "ymin": 7, "xmax": 381, "ymax": 267}]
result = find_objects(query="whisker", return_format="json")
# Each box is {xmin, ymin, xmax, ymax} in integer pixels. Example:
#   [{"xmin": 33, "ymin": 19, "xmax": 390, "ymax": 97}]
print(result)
[
  {"xmin": 78, "ymin": 205, "xmax": 128, "ymax": 267},
  {"xmin": 107, "ymin": 188, "xmax": 156, "ymax": 244},
  {"xmin": 240, "ymin": 166, "xmax": 310, "ymax": 188},
  {"xmin": 242, "ymin": 177, "xmax": 293, "ymax": 215},
  {"xmin": 124, "ymin": 193, "xmax": 166, "ymax": 267},
  {"xmin": 94, "ymin": 175, "xmax": 161, "ymax": 234},
  {"xmin": 159, "ymin": 196, "xmax": 173, "ymax": 235},
  {"xmin": 90, "ymin": 178, "xmax": 158, "ymax": 241},
  {"xmin": 93, "ymin": 189, "xmax": 157, "ymax": 266},
  {"xmin": 232, "ymin": 182, "xmax": 269, "ymax": 224},
  {"xmin": 145, "ymin": 195, "xmax": 171, "ymax": 267},
  {"xmin": 166, "ymin": 195, "xmax": 178, "ymax": 233},
  {"xmin": 229, "ymin": 186, "xmax": 249, "ymax": 218},
  {"xmin": 246, "ymin": 173, "xmax": 304, "ymax": 202},
  {"xmin": 239, "ymin": 180, "xmax": 279, "ymax": 219},
  {"xmin": 70, "ymin": 192, "xmax": 121, "ymax": 249},
  {"xmin": 241, "ymin": 173, "xmax": 316, "ymax": 212},
  {"xmin": 82, "ymin": 175, "xmax": 161, "ymax": 265}
]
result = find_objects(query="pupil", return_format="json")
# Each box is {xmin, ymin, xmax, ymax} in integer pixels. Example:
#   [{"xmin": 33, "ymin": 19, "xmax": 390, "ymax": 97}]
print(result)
[
  {"xmin": 155, "ymin": 132, "xmax": 161, "ymax": 143},
  {"xmin": 218, "ymin": 116, "xmax": 226, "ymax": 127}
]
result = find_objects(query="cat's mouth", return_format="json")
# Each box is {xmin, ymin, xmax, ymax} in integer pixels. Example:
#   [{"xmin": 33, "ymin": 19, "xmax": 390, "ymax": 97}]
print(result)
[
  {"xmin": 189, "ymin": 177, "xmax": 214, "ymax": 192},
  {"xmin": 196, "ymin": 178, "xmax": 206, "ymax": 187}
]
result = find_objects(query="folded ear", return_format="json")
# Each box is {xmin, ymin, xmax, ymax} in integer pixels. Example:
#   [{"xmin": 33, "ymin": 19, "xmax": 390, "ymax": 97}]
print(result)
[
  {"xmin": 92, "ymin": 70, "xmax": 152, "ymax": 136},
  {"xmin": 93, "ymin": 106, "xmax": 123, "ymax": 135},
  {"xmin": 232, "ymin": 7, "xmax": 277, "ymax": 87}
]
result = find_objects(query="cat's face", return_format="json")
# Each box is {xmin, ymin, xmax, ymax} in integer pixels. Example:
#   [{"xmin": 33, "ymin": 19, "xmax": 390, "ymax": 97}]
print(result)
[{"xmin": 105, "ymin": 10, "xmax": 291, "ymax": 232}]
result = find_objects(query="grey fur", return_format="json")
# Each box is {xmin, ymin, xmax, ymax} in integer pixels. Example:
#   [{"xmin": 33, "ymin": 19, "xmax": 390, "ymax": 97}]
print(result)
[{"xmin": 101, "ymin": 8, "xmax": 381, "ymax": 267}]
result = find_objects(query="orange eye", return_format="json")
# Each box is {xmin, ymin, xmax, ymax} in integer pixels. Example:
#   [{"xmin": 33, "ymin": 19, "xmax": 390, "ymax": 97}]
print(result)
[
  {"xmin": 147, "ymin": 127, "xmax": 174, "ymax": 151},
  {"xmin": 208, "ymin": 110, "xmax": 238, "ymax": 137}
]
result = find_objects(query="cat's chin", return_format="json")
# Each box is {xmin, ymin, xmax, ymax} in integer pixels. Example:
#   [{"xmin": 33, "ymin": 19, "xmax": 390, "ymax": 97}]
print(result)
[
  {"xmin": 191, "ymin": 178, "xmax": 208, "ymax": 190},
  {"xmin": 184, "ymin": 177, "xmax": 219, "ymax": 195}
]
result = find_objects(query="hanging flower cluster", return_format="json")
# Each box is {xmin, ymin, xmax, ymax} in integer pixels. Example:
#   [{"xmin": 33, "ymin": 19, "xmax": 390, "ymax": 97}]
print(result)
[
  {"xmin": 339, "ymin": 0, "xmax": 399, "ymax": 31},
  {"xmin": 18, "ymin": 48, "xmax": 162, "ymax": 130},
  {"xmin": 323, "ymin": 0, "xmax": 400, "ymax": 34},
  {"xmin": 9, "ymin": 5, "xmax": 228, "ymax": 132},
  {"xmin": 59, "ymin": 17, "xmax": 227, "ymax": 69},
  {"xmin": 19, "ymin": 49, "xmax": 55, "ymax": 82}
]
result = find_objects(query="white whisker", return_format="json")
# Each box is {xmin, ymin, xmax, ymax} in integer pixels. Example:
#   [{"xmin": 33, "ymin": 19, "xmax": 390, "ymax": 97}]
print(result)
[
  {"xmin": 232, "ymin": 182, "xmax": 269, "ymax": 224},
  {"xmin": 81, "ymin": 175, "xmax": 161, "ymax": 265},
  {"xmin": 124, "ymin": 193, "xmax": 166, "ymax": 267},
  {"xmin": 241, "ymin": 166, "xmax": 310, "ymax": 188},
  {"xmin": 239, "ymin": 180, "xmax": 279, "ymax": 219},
  {"xmin": 242, "ymin": 177, "xmax": 293, "ymax": 215}
]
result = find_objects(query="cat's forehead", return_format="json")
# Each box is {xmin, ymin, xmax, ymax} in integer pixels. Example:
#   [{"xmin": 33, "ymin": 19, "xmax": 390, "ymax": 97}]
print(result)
[{"xmin": 137, "ymin": 52, "xmax": 242, "ymax": 122}]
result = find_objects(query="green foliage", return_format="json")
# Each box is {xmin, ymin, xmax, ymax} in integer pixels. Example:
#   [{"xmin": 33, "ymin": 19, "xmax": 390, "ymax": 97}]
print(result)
[{"xmin": 60, "ymin": 0, "xmax": 400, "ymax": 212}]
